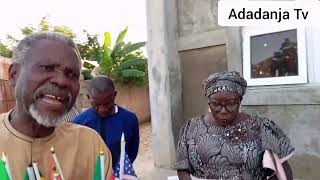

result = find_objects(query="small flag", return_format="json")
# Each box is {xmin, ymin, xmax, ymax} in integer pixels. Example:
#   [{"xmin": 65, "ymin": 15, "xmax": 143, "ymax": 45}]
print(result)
[
  {"xmin": 24, "ymin": 165, "xmax": 36, "ymax": 180},
  {"xmin": 0, "ymin": 157, "xmax": 9, "ymax": 180},
  {"xmin": 111, "ymin": 153, "xmax": 138, "ymax": 180},
  {"xmin": 93, "ymin": 151, "xmax": 105, "ymax": 180},
  {"xmin": 50, "ymin": 157, "xmax": 62, "ymax": 180},
  {"xmin": 2, "ymin": 153, "xmax": 11, "ymax": 180},
  {"xmin": 24, "ymin": 169, "xmax": 29, "ymax": 180},
  {"xmin": 32, "ymin": 162, "xmax": 41, "ymax": 180},
  {"xmin": 50, "ymin": 147, "xmax": 64, "ymax": 180}
]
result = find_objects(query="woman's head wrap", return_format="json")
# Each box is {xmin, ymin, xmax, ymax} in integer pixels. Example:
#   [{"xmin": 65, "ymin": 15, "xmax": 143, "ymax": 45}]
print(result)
[{"xmin": 203, "ymin": 71, "xmax": 247, "ymax": 100}]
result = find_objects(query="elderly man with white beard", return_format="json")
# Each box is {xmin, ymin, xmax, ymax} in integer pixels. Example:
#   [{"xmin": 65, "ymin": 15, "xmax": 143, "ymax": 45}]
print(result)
[{"xmin": 0, "ymin": 32, "xmax": 113, "ymax": 179}]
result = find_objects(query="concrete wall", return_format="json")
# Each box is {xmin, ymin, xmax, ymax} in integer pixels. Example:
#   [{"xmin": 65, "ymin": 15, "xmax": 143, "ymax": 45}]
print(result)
[
  {"xmin": 175, "ymin": 45, "xmax": 227, "ymax": 145},
  {"xmin": 243, "ymin": 105, "xmax": 320, "ymax": 180},
  {"xmin": 179, "ymin": 45, "xmax": 227, "ymax": 140},
  {"xmin": 226, "ymin": 26, "xmax": 320, "ymax": 179},
  {"xmin": 146, "ymin": 0, "xmax": 182, "ymax": 168},
  {"xmin": 115, "ymin": 84, "xmax": 151, "ymax": 123},
  {"xmin": 173, "ymin": 0, "xmax": 227, "ymax": 144},
  {"xmin": 146, "ymin": 0, "xmax": 320, "ymax": 178},
  {"xmin": 147, "ymin": 1, "xmax": 320, "ymax": 178},
  {"xmin": 177, "ymin": 0, "xmax": 220, "ymax": 37}
]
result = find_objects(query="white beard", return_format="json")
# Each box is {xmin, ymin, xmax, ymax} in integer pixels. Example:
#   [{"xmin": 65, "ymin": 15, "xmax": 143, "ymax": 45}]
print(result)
[{"xmin": 29, "ymin": 103, "xmax": 67, "ymax": 127}]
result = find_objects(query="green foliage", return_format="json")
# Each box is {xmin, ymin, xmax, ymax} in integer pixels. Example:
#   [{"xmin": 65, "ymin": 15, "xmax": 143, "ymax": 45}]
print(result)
[
  {"xmin": 81, "ymin": 69, "xmax": 93, "ymax": 80},
  {"xmin": 0, "ymin": 16, "xmax": 77, "ymax": 58},
  {"xmin": 81, "ymin": 27, "xmax": 148, "ymax": 86},
  {"xmin": 53, "ymin": 25, "xmax": 76, "ymax": 39},
  {"xmin": 0, "ymin": 18, "xmax": 148, "ymax": 86},
  {"xmin": 77, "ymin": 31, "xmax": 102, "ymax": 62},
  {"xmin": 0, "ymin": 41, "xmax": 12, "ymax": 58},
  {"xmin": 21, "ymin": 26, "xmax": 36, "ymax": 36}
]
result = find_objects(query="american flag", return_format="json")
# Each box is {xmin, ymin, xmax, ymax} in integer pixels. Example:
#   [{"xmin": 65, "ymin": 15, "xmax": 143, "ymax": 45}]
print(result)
[{"xmin": 111, "ymin": 153, "xmax": 138, "ymax": 180}]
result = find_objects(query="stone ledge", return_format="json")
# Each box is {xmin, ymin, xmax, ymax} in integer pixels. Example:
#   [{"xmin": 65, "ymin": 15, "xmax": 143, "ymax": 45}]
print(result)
[
  {"xmin": 177, "ymin": 29, "xmax": 226, "ymax": 51},
  {"xmin": 242, "ymin": 83, "xmax": 320, "ymax": 105}
]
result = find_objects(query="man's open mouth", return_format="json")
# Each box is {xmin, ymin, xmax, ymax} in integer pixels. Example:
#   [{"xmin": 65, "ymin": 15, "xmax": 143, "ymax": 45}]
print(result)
[{"xmin": 38, "ymin": 93, "xmax": 69, "ymax": 105}]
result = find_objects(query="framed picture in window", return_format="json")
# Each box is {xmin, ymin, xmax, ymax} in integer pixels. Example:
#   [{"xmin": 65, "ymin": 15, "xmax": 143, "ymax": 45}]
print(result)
[{"xmin": 242, "ymin": 27, "xmax": 307, "ymax": 86}]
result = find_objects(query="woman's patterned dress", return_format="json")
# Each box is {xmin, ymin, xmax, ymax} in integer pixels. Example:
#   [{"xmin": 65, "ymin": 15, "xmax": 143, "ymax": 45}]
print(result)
[{"xmin": 175, "ymin": 115, "xmax": 294, "ymax": 180}]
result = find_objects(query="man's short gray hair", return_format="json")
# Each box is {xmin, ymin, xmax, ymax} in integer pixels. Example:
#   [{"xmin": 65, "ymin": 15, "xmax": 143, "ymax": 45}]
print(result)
[{"xmin": 12, "ymin": 31, "xmax": 81, "ymax": 64}]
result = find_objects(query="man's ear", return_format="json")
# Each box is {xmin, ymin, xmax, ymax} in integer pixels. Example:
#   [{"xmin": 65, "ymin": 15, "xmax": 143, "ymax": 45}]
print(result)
[{"xmin": 8, "ymin": 63, "xmax": 20, "ymax": 87}]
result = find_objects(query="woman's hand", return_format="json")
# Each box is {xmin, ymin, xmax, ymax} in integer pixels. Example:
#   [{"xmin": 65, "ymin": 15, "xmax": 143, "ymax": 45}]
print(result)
[
  {"xmin": 283, "ymin": 161, "xmax": 293, "ymax": 180},
  {"xmin": 269, "ymin": 161, "xmax": 293, "ymax": 180}
]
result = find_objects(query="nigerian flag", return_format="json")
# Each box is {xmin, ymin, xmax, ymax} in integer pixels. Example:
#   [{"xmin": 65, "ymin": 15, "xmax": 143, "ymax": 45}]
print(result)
[
  {"xmin": 93, "ymin": 152, "xmax": 105, "ymax": 180},
  {"xmin": 0, "ymin": 159, "xmax": 10, "ymax": 180}
]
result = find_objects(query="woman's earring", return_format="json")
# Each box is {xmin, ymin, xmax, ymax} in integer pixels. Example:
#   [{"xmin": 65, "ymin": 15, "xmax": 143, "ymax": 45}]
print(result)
[
  {"xmin": 208, "ymin": 106, "xmax": 211, "ymax": 112},
  {"xmin": 239, "ymin": 104, "xmax": 242, "ymax": 113}
]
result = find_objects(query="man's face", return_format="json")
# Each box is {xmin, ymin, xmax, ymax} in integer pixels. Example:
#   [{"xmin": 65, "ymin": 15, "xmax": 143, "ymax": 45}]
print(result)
[
  {"xmin": 12, "ymin": 39, "xmax": 81, "ymax": 127},
  {"xmin": 89, "ymin": 90, "xmax": 116, "ymax": 118}
]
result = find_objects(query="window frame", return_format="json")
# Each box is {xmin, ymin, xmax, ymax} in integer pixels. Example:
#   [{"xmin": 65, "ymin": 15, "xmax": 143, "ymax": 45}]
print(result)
[{"xmin": 242, "ymin": 26, "xmax": 308, "ymax": 86}]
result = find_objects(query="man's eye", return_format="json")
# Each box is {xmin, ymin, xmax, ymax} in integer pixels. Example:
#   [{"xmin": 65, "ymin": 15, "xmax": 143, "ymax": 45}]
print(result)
[
  {"xmin": 66, "ymin": 72, "xmax": 78, "ymax": 78},
  {"xmin": 65, "ymin": 69, "xmax": 79, "ymax": 79},
  {"xmin": 39, "ymin": 65, "xmax": 55, "ymax": 72}
]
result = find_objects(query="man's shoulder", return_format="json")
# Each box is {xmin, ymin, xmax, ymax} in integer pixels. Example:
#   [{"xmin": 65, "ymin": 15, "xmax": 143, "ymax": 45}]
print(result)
[
  {"xmin": 73, "ymin": 108, "xmax": 95, "ymax": 123},
  {"xmin": 58, "ymin": 122, "xmax": 101, "ymax": 139},
  {"xmin": 117, "ymin": 106, "xmax": 139, "ymax": 127},
  {"xmin": 118, "ymin": 106, "xmax": 137, "ymax": 118}
]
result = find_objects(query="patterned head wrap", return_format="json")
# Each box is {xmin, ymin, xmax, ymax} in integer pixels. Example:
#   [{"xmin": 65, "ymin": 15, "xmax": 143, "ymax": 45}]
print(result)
[{"xmin": 203, "ymin": 71, "xmax": 247, "ymax": 100}]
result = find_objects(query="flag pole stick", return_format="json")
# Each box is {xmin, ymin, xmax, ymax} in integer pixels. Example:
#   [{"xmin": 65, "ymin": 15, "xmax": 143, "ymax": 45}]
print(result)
[
  {"xmin": 51, "ymin": 147, "xmax": 65, "ymax": 180},
  {"xmin": 100, "ymin": 151, "xmax": 105, "ymax": 180},
  {"xmin": 119, "ymin": 133, "xmax": 126, "ymax": 180}
]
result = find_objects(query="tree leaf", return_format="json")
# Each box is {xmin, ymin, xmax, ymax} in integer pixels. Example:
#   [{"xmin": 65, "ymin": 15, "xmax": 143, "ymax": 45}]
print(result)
[
  {"xmin": 103, "ymin": 32, "xmax": 112, "ymax": 49},
  {"xmin": 117, "ymin": 58, "xmax": 146, "ymax": 71},
  {"xmin": 119, "ymin": 69, "xmax": 145, "ymax": 78},
  {"xmin": 91, "ymin": 66, "xmax": 102, "ymax": 77},
  {"xmin": 120, "ymin": 42, "xmax": 146, "ymax": 55},
  {"xmin": 83, "ymin": 60, "xmax": 97, "ymax": 70},
  {"xmin": 39, "ymin": 16, "xmax": 51, "ymax": 30},
  {"xmin": 114, "ymin": 26, "xmax": 128, "ymax": 47},
  {"xmin": 81, "ymin": 69, "xmax": 93, "ymax": 80},
  {"xmin": 53, "ymin": 25, "xmax": 76, "ymax": 39},
  {"xmin": 111, "ymin": 42, "xmax": 125, "ymax": 59},
  {"xmin": 20, "ymin": 26, "xmax": 36, "ymax": 35}
]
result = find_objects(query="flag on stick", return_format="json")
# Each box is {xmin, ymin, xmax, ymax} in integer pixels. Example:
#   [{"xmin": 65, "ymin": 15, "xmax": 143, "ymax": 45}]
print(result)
[
  {"xmin": 2, "ymin": 153, "xmax": 11, "ymax": 180},
  {"xmin": 50, "ymin": 147, "xmax": 65, "ymax": 180},
  {"xmin": 0, "ymin": 156, "xmax": 9, "ymax": 180},
  {"xmin": 32, "ymin": 162, "xmax": 41, "ymax": 180},
  {"xmin": 111, "ymin": 133, "xmax": 138, "ymax": 180},
  {"xmin": 93, "ymin": 151, "xmax": 105, "ymax": 180},
  {"xmin": 24, "ymin": 164, "xmax": 36, "ymax": 180}
]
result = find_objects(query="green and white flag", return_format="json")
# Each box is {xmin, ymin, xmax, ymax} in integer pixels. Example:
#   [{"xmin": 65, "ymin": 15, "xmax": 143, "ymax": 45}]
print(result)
[
  {"xmin": 0, "ymin": 159, "xmax": 10, "ymax": 180},
  {"xmin": 93, "ymin": 151, "xmax": 105, "ymax": 180},
  {"xmin": 24, "ymin": 166, "xmax": 36, "ymax": 180}
]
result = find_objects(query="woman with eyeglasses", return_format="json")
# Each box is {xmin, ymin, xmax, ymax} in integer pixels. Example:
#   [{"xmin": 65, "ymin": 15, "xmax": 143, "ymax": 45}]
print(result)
[{"xmin": 175, "ymin": 71, "xmax": 294, "ymax": 180}]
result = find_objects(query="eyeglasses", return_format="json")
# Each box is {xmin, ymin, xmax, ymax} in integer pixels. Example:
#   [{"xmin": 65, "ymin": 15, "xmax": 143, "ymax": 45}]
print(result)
[{"xmin": 208, "ymin": 101, "xmax": 240, "ymax": 112}]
